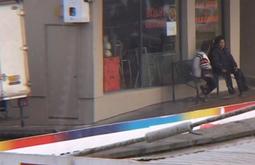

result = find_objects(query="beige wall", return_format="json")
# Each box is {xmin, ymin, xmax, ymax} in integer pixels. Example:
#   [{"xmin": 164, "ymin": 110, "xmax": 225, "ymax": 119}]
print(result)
[
  {"xmin": 229, "ymin": 0, "xmax": 240, "ymax": 67},
  {"xmin": 95, "ymin": 87, "xmax": 171, "ymax": 121},
  {"xmin": 23, "ymin": 0, "xmax": 96, "ymax": 126},
  {"xmin": 240, "ymin": 0, "xmax": 255, "ymax": 82},
  {"xmin": 222, "ymin": 0, "xmax": 240, "ymax": 66},
  {"xmin": 181, "ymin": 0, "xmax": 196, "ymax": 59}
]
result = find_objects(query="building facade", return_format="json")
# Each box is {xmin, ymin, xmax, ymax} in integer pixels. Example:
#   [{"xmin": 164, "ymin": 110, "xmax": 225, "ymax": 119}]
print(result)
[{"xmin": 12, "ymin": 0, "xmax": 253, "ymax": 127}]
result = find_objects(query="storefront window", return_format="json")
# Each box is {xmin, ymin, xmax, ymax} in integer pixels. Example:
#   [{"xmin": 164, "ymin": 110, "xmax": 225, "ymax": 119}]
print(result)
[
  {"xmin": 103, "ymin": 0, "xmax": 178, "ymax": 92},
  {"xmin": 195, "ymin": 0, "xmax": 222, "ymax": 49}
]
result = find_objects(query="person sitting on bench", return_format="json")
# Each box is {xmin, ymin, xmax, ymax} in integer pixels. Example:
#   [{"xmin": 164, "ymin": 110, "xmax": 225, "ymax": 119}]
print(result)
[
  {"xmin": 193, "ymin": 40, "xmax": 217, "ymax": 96},
  {"xmin": 210, "ymin": 35, "xmax": 248, "ymax": 96}
]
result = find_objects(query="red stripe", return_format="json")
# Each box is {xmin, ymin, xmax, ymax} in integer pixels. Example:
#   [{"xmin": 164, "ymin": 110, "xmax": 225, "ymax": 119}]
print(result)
[
  {"xmin": 9, "ymin": 134, "xmax": 64, "ymax": 150},
  {"xmin": 224, "ymin": 101, "xmax": 255, "ymax": 113}
]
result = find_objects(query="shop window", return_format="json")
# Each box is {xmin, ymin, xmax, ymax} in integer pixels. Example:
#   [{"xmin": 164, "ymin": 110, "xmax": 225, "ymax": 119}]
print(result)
[
  {"xmin": 103, "ymin": 0, "xmax": 178, "ymax": 92},
  {"xmin": 195, "ymin": 0, "xmax": 222, "ymax": 49}
]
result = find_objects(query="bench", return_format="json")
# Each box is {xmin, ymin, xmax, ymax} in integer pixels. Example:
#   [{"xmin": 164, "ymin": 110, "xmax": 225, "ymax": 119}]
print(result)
[
  {"xmin": 215, "ymin": 73, "xmax": 236, "ymax": 96},
  {"xmin": 171, "ymin": 59, "xmax": 204, "ymax": 103}
]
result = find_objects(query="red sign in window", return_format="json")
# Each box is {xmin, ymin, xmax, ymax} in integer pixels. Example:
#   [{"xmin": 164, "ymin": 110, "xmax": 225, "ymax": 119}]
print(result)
[{"xmin": 103, "ymin": 56, "xmax": 120, "ymax": 92}]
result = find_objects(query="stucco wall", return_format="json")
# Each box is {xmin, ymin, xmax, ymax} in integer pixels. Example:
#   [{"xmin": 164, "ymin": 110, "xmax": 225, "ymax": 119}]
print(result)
[
  {"xmin": 23, "ymin": 0, "xmax": 96, "ymax": 126},
  {"xmin": 240, "ymin": 0, "xmax": 255, "ymax": 82}
]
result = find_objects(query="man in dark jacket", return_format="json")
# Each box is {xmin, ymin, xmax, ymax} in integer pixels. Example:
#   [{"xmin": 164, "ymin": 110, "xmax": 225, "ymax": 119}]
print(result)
[{"xmin": 210, "ymin": 36, "xmax": 248, "ymax": 95}]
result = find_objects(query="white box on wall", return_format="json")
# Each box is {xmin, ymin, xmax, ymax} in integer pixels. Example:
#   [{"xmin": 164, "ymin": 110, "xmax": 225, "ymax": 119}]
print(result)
[{"xmin": 63, "ymin": 0, "xmax": 90, "ymax": 23}]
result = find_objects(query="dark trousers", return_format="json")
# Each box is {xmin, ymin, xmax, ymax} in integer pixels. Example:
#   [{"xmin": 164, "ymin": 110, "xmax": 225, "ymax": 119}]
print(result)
[
  {"xmin": 222, "ymin": 69, "xmax": 248, "ymax": 94},
  {"xmin": 203, "ymin": 76, "xmax": 217, "ymax": 95}
]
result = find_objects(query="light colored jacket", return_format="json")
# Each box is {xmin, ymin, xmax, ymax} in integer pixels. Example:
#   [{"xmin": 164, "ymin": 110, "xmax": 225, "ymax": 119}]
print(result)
[{"xmin": 192, "ymin": 51, "xmax": 212, "ymax": 78}]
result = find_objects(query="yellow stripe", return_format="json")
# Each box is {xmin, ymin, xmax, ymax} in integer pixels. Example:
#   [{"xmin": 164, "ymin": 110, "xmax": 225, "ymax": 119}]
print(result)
[
  {"xmin": 183, "ymin": 107, "xmax": 220, "ymax": 120},
  {"xmin": 0, "ymin": 142, "xmax": 10, "ymax": 151}
]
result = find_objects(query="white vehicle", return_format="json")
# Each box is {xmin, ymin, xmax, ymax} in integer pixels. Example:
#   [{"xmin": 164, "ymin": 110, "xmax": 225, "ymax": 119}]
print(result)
[{"xmin": 0, "ymin": 1, "xmax": 30, "ymax": 100}]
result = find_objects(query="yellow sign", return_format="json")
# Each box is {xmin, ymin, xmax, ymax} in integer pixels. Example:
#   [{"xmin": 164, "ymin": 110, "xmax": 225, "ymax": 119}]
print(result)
[{"xmin": 8, "ymin": 75, "xmax": 21, "ymax": 85}]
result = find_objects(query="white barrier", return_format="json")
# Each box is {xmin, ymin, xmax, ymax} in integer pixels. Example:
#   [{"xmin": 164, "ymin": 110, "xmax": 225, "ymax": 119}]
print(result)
[
  {"xmin": 0, "ymin": 153, "xmax": 72, "ymax": 165},
  {"xmin": 0, "ymin": 153, "xmax": 138, "ymax": 165}
]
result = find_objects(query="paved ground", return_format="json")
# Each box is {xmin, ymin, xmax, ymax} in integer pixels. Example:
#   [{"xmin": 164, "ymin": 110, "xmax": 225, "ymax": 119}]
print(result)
[{"xmin": 133, "ymin": 136, "xmax": 255, "ymax": 164}]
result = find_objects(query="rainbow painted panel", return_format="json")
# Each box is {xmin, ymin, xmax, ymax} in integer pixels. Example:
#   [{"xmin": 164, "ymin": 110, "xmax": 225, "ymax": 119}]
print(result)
[{"xmin": 183, "ymin": 107, "xmax": 220, "ymax": 120}]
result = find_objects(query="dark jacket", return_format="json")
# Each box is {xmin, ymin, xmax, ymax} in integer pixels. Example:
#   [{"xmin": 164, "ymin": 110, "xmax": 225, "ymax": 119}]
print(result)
[{"xmin": 210, "ymin": 47, "xmax": 237, "ymax": 73}]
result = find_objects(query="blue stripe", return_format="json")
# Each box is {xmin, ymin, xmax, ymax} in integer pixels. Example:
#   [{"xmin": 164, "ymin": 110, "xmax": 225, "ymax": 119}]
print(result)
[
  {"xmin": 123, "ymin": 115, "xmax": 182, "ymax": 130},
  {"xmin": 65, "ymin": 114, "xmax": 182, "ymax": 140}
]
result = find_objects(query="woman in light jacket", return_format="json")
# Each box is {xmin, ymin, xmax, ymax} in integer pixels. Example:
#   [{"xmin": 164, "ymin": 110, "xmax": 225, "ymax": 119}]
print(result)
[{"xmin": 193, "ymin": 40, "xmax": 217, "ymax": 96}]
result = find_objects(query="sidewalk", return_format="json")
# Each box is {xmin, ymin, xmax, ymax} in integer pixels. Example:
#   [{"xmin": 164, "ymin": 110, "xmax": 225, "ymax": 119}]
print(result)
[{"xmin": 96, "ymin": 88, "xmax": 255, "ymax": 125}]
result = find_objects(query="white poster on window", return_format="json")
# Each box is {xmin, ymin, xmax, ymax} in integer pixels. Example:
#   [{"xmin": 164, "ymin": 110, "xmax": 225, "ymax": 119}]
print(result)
[{"xmin": 166, "ymin": 21, "xmax": 177, "ymax": 36}]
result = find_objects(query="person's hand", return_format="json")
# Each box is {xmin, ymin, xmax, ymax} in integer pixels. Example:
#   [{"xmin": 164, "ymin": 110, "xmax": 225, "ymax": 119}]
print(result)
[{"xmin": 222, "ymin": 69, "xmax": 227, "ymax": 73}]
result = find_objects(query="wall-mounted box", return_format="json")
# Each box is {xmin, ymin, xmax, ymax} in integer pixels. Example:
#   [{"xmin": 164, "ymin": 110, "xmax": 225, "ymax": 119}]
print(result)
[{"xmin": 63, "ymin": 0, "xmax": 90, "ymax": 23}]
